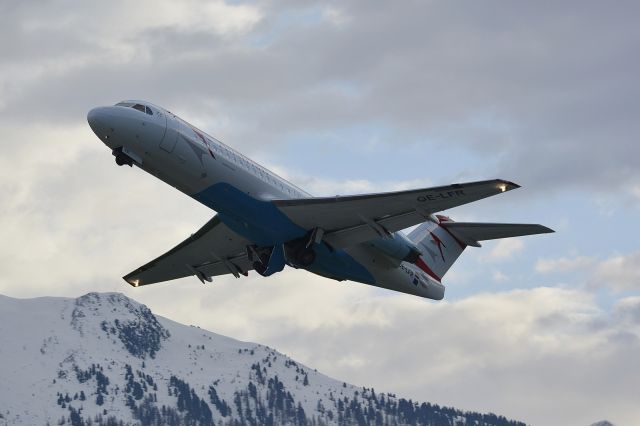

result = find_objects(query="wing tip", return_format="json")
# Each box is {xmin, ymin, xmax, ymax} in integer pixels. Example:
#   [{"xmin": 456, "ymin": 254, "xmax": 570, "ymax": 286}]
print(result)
[
  {"xmin": 123, "ymin": 275, "xmax": 141, "ymax": 287},
  {"xmin": 539, "ymin": 225, "xmax": 555, "ymax": 234},
  {"xmin": 526, "ymin": 224, "xmax": 555, "ymax": 235},
  {"xmin": 497, "ymin": 179, "xmax": 521, "ymax": 191}
]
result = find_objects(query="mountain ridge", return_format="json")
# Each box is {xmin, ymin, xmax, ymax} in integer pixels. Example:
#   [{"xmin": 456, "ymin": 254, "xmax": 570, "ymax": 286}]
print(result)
[{"xmin": 0, "ymin": 292, "xmax": 526, "ymax": 425}]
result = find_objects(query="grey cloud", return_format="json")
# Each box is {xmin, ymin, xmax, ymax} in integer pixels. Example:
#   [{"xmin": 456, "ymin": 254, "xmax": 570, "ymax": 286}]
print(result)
[
  {"xmin": 0, "ymin": 123, "xmax": 213, "ymax": 294},
  {"xmin": 613, "ymin": 297, "xmax": 640, "ymax": 326},
  {"xmin": 3, "ymin": 1, "xmax": 639, "ymax": 192},
  {"xmin": 536, "ymin": 252, "xmax": 640, "ymax": 292}
]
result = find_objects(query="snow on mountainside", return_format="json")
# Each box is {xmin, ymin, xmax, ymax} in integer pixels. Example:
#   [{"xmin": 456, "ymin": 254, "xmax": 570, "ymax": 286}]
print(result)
[{"xmin": 0, "ymin": 292, "xmax": 525, "ymax": 426}]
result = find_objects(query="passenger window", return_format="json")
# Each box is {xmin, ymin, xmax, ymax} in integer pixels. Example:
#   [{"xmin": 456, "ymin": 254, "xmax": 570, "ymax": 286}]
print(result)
[{"xmin": 132, "ymin": 104, "xmax": 146, "ymax": 113}]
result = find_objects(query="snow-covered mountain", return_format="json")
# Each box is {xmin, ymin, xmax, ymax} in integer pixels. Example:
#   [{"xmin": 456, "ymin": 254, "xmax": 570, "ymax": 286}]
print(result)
[{"xmin": 0, "ymin": 292, "xmax": 525, "ymax": 426}]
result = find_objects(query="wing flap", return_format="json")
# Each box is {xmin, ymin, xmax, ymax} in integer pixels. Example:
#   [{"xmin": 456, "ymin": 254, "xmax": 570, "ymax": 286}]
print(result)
[{"xmin": 324, "ymin": 210, "xmax": 425, "ymax": 248}]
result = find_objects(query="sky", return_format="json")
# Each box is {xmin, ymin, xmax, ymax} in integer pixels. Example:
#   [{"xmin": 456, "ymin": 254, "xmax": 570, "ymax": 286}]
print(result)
[{"xmin": 1, "ymin": 1, "xmax": 639, "ymax": 424}]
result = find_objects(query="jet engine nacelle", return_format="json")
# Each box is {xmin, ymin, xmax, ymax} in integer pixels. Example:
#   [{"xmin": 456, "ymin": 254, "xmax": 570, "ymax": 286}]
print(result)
[{"xmin": 369, "ymin": 232, "xmax": 422, "ymax": 263}]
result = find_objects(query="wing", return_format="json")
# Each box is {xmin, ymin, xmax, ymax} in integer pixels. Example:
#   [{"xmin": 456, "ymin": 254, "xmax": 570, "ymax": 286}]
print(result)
[
  {"xmin": 123, "ymin": 215, "xmax": 253, "ymax": 287},
  {"xmin": 273, "ymin": 179, "xmax": 519, "ymax": 249}
]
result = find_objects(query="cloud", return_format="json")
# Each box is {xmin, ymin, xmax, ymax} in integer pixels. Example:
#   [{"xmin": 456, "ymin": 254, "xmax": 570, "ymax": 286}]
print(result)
[
  {"xmin": 614, "ymin": 296, "xmax": 640, "ymax": 326},
  {"xmin": 632, "ymin": 185, "xmax": 640, "ymax": 203},
  {"xmin": 594, "ymin": 252, "xmax": 640, "ymax": 292},
  {"xmin": 267, "ymin": 165, "xmax": 433, "ymax": 196},
  {"xmin": 0, "ymin": 122, "xmax": 214, "ymax": 296},
  {"xmin": 536, "ymin": 252, "xmax": 640, "ymax": 292},
  {"xmin": 138, "ymin": 1, "xmax": 262, "ymax": 36},
  {"xmin": 322, "ymin": 6, "xmax": 351, "ymax": 27},
  {"xmin": 1, "ymin": 1, "xmax": 639, "ymax": 194},
  {"xmin": 492, "ymin": 270, "xmax": 509, "ymax": 283},
  {"xmin": 535, "ymin": 255, "xmax": 596, "ymax": 273},
  {"xmin": 486, "ymin": 238, "xmax": 524, "ymax": 261}
]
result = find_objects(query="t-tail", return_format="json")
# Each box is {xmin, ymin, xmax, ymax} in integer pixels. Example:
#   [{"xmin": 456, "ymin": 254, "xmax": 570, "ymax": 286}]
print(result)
[{"xmin": 407, "ymin": 215, "xmax": 554, "ymax": 282}]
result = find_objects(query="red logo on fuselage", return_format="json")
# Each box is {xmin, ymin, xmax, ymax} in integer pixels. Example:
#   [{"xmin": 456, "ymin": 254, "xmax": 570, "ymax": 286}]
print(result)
[{"xmin": 192, "ymin": 128, "xmax": 216, "ymax": 159}]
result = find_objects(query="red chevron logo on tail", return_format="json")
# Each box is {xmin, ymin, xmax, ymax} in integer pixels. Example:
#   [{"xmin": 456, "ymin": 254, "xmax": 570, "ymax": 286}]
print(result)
[{"xmin": 429, "ymin": 231, "xmax": 446, "ymax": 262}]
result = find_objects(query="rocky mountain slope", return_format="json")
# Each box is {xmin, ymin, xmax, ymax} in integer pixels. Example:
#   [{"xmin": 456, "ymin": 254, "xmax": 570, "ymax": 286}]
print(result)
[{"xmin": 0, "ymin": 292, "xmax": 525, "ymax": 425}]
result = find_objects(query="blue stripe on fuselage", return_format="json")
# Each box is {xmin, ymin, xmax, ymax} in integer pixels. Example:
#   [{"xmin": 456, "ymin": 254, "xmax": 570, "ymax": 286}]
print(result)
[
  {"xmin": 305, "ymin": 242, "xmax": 375, "ymax": 284},
  {"xmin": 192, "ymin": 182, "xmax": 374, "ymax": 284},
  {"xmin": 193, "ymin": 182, "xmax": 306, "ymax": 246}
]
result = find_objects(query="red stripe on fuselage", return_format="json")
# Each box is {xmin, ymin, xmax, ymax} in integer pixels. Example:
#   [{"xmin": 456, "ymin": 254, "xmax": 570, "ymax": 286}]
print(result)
[{"xmin": 415, "ymin": 257, "xmax": 441, "ymax": 282}]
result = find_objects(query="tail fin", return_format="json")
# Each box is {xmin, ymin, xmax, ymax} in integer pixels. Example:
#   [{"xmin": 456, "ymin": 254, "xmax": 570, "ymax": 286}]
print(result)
[
  {"xmin": 407, "ymin": 216, "xmax": 468, "ymax": 281},
  {"xmin": 408, "ymin": 215, "xmax": 553, "ymax": 281}
]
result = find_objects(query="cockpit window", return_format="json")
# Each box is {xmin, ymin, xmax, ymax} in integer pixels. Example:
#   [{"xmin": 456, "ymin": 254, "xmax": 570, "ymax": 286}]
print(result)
[{"xmin": 115, "ymin": 101, "xmax": 153, "ymax": 115}]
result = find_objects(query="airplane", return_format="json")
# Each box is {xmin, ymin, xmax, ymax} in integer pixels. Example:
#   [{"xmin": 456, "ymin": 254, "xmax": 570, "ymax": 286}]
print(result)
[{"xmin": 87, "ymin": 100, "xmax": 553, "ymax": 300}]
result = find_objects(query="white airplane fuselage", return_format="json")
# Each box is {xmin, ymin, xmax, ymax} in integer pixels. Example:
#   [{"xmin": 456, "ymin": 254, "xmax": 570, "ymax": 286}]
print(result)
[{"xmin": 88, "ymin": 101, "xmax": 446, "ymax": 299}]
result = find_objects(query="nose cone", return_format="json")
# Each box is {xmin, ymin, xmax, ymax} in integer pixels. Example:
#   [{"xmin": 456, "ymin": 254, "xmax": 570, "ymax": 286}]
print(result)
[{"xmin": 87, "ymin": 106, "xmax": 112, "ymax": 142}]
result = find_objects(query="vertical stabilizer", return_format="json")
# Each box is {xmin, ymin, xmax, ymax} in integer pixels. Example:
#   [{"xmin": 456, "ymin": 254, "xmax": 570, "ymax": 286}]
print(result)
[
  {"xmin": 408, "ymin": 215, "xmax": 553, "ymax": 281},
  {"xmin": 407, "ymin": 216, "xmax": 467, "ymax": 281}
]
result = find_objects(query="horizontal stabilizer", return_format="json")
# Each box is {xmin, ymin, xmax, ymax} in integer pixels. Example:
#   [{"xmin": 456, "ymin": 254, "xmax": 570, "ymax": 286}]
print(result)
[
  {"xmin": 441, "ymin": 222, "xmax": 554, "ymax": 247},
  {"xmin": 408, "ymin": 219, "xmax": 554, "ymax": 280}
]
